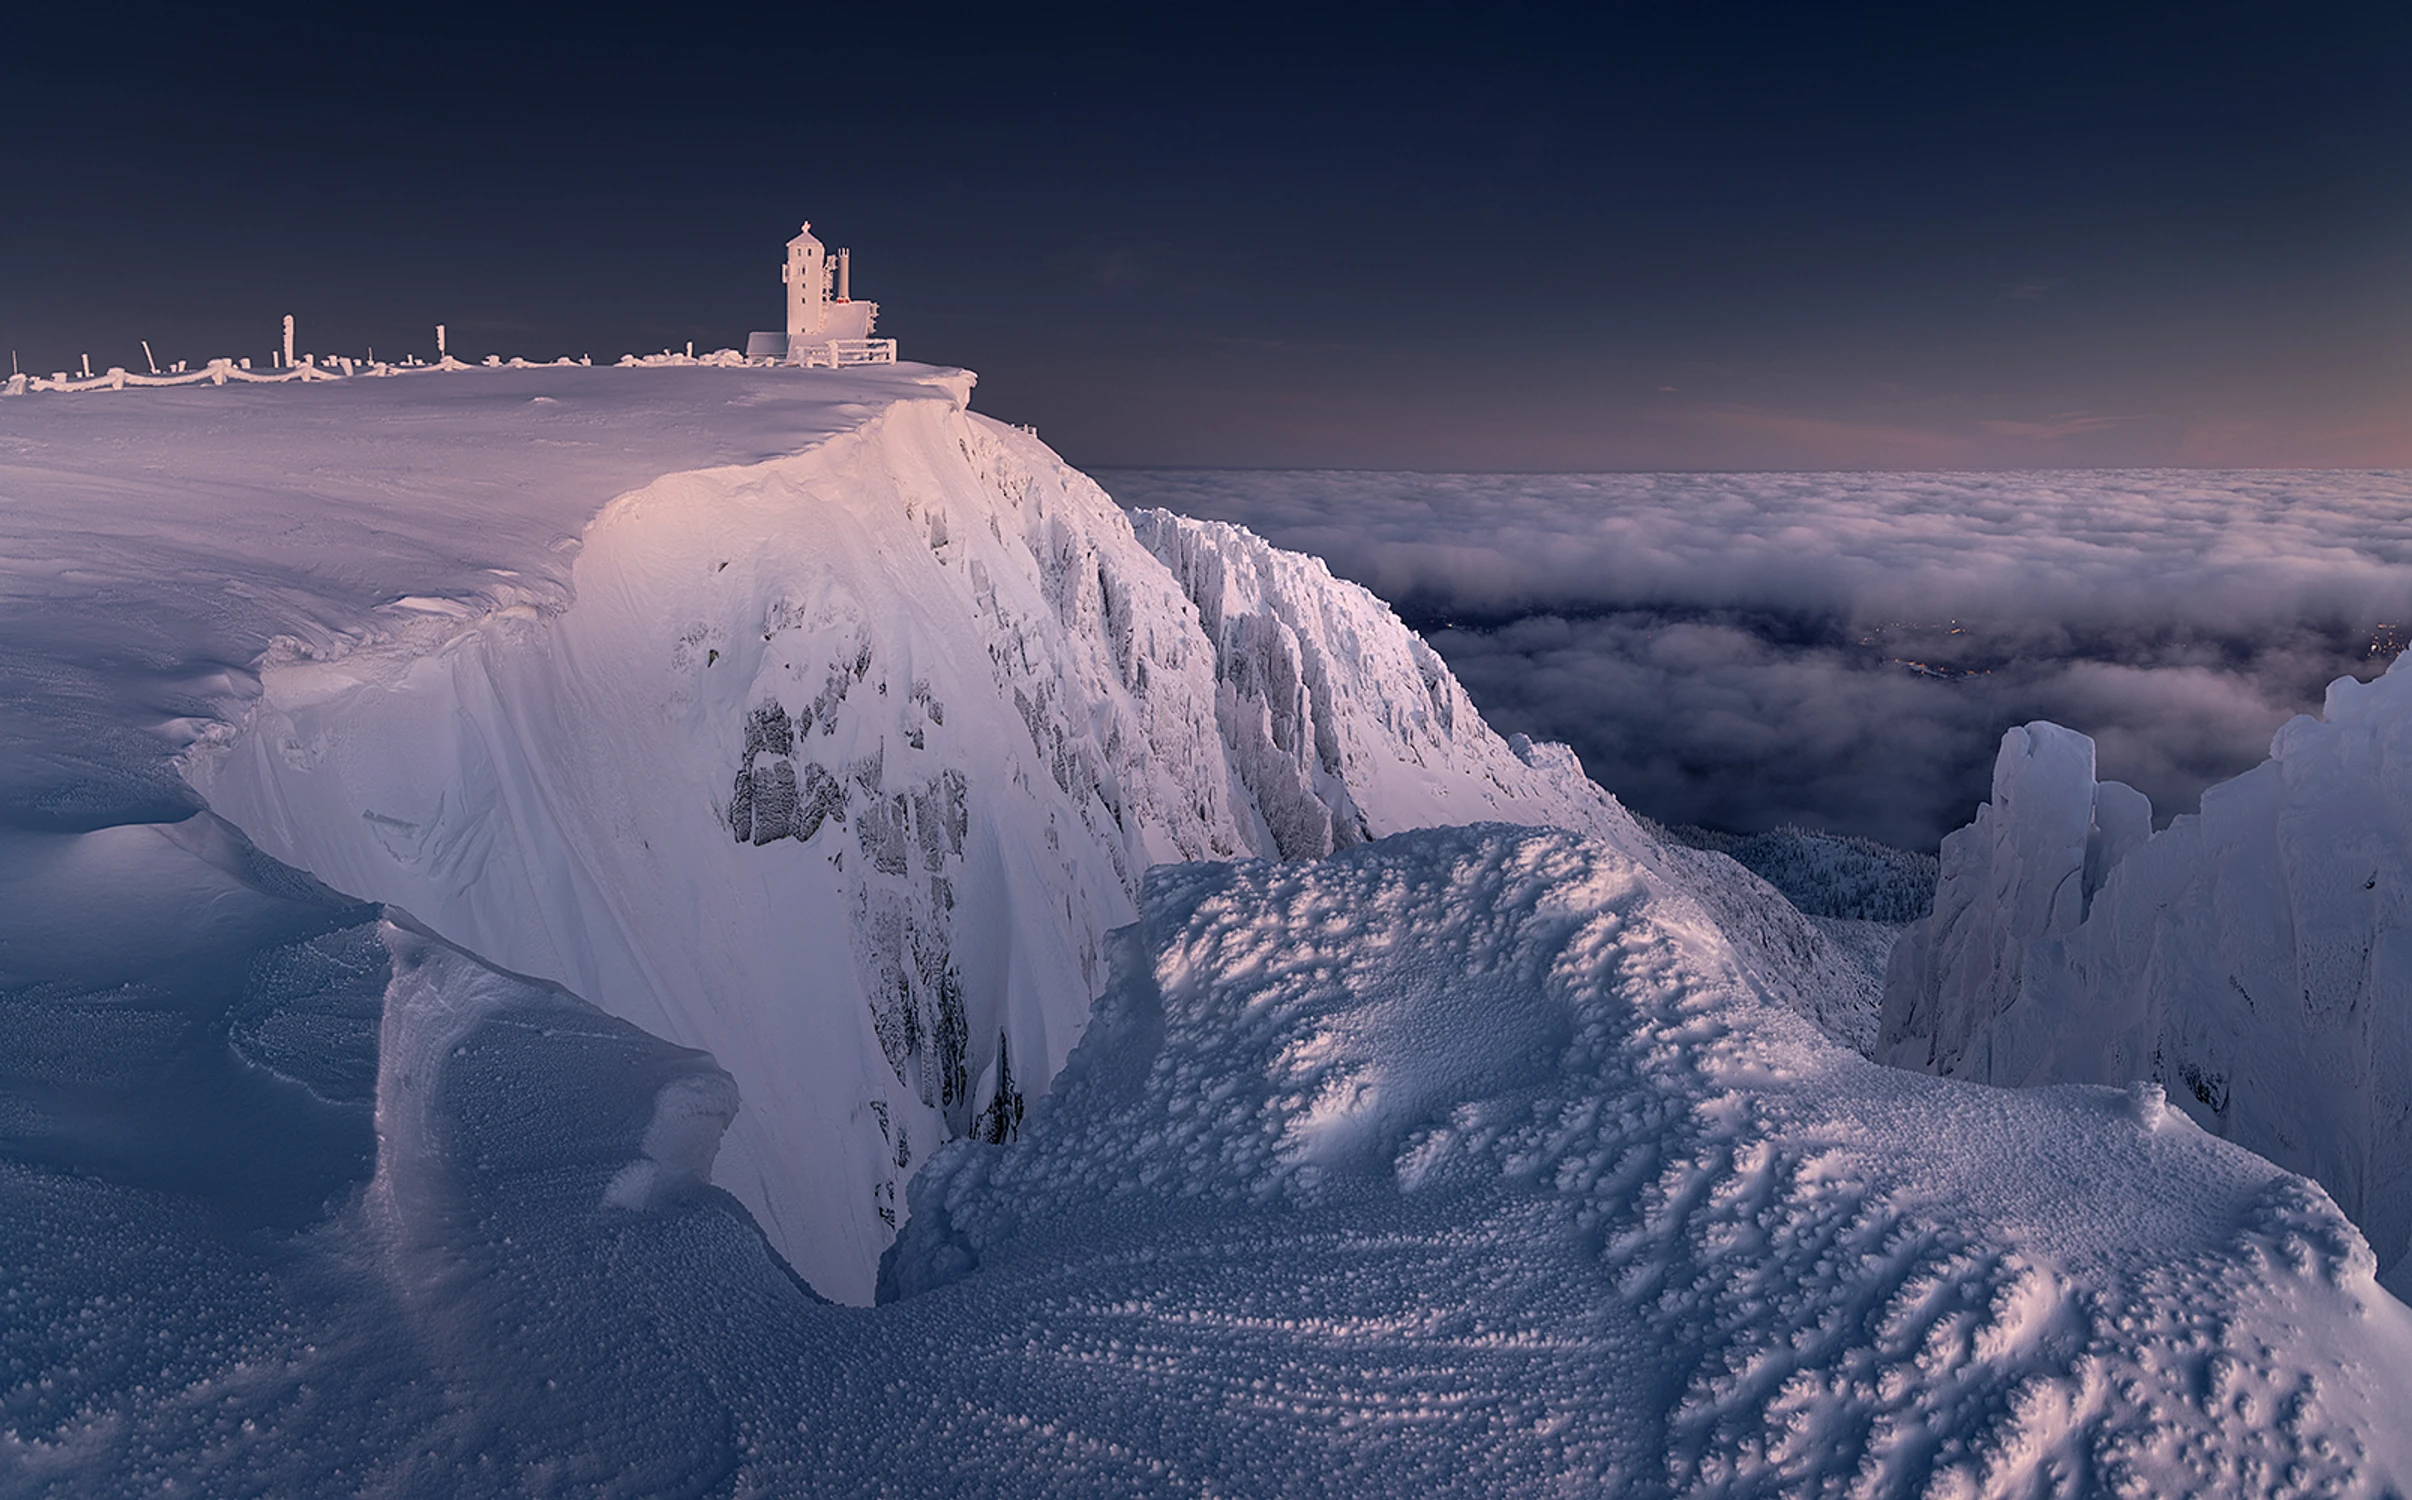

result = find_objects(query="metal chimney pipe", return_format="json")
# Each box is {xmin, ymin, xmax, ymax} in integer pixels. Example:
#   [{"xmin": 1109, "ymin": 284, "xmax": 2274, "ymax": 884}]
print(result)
[{"xmin": 836, "ymin": 248, "xmax": 850, "ymax": 302}]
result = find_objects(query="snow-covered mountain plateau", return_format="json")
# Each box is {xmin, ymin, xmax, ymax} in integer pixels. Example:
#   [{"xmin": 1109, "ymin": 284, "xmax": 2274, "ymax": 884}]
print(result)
[
  {"xmin": 3, "ymin": 364, "xmax": 1861, "ymax": 1301},
  {"xmin": 5, "ymin": 364, "xmax": 2409, "ymax": 1492}
]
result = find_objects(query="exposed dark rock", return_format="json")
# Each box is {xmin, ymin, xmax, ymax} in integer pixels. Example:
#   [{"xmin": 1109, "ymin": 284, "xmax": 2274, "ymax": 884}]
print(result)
[
  {"xmin": 743, "ymin": 701, "xmax": 793, "ymax": 760},
  {"xmin": 795, "ymin": 762, "xmax": 846, "ymax": 842},
  {"xmin": 858, "ymin": 794, "xmax": 910, "ymax": 876},
  {"xmin": 750, "ymin": 760, "xmax": 799, "ymax": 846},
  {"xmin": 728, "ymin": 765, "xmax": 753, "ymax": 843},
  {"xmin": 975, "ymin": 1030, "xmax": 1025, "ymax": 1145}
]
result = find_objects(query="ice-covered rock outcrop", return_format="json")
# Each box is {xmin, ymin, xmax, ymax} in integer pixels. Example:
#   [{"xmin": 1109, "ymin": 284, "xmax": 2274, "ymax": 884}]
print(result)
[
  {"xmin": 165, "ymin": 375, "xmax": 1860, "ymax": 1299},
  {"xmin": 1130, "ymin": 511, "xmax": 1557, "ymax": 857},
  {"xmin": 0, "ymin": 363, "xmax": 1871, "ymax": 1300},
  {"xmin": 188, "ymin": 397, "xmax": 1235, "ymax": 1300},
  {"xmin": 1882, "ymin": 664, "xmax": 2412, "ymax": 1290},
  {"xmin": 1879, "ymin": 723, "xmax": 2151, "ymax": 1080}
]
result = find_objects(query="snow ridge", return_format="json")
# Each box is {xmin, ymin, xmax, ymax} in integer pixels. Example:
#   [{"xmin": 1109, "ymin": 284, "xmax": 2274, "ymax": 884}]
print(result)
[
  {"xmin": 1128, "ymin": 507, "xmax": 1890, "ymax": 1050},
  {"xmin": 188, "ymin": 385, "xmax": 1806, "ymax": 1299},
  {"xmin": 885, "ymin": 825, "xmax": 2412, "ymax": 1494},
  {"xmin": 1129, "ymin": 510, "xmax": 1610, "ymax": 857}
]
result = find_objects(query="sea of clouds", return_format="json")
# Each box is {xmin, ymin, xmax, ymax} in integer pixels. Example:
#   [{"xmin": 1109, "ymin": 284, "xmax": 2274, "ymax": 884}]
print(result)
[{"xmin": 1097, "ymin": 468, "xmax": 2412, "ymax": 852}]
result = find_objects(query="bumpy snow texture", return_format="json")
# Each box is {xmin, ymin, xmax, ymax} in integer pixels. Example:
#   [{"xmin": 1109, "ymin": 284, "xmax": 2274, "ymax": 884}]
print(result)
[
  {"xmin": 1884, "ymin": 671, "xmax": 2412, "ymax": 1297},
  {"xmin": 8, "ymin": 819, "xmax": 2410, "ymax": 1496},
  {"xmin": 6, "ymin": 368, "xmax": 2409, "ymax": 1495}
]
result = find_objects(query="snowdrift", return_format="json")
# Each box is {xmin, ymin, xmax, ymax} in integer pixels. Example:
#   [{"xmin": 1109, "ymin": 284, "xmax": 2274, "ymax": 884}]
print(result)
[
  {"xmin": 9, "ymin": 825, "xmax": 2404, "ymax": 1496},
  {"xmin": 875, "ymin": 826, "xmax": 2412, "ymax": 1493},
  {"xmin": 1882, "ymin": 663, "xmax": 2412, "ymax": 1292}
]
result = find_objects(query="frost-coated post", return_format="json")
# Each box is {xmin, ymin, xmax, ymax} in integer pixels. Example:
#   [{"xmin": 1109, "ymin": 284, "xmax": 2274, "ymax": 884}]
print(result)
[
  {"xmin": 141, "ymin": 340, "xmax": 158, "ymax": 375},
  {"xmin": 80, "ymin": 354, "xmax": 93, "ymax": 379},
  {"xmin": 282, "ymin": 316, "xmax": 295, "ymax": 370},
  {"xmin": 836, "ymin": 248, "xmax": 850, "ymax": 302},
  {"xmin": 436, "ymin": 324, "xmax": 447, "ymax": 359}
]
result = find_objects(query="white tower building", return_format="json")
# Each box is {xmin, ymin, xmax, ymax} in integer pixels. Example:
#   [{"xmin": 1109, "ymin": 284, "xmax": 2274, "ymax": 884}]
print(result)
[
  {"xmin": 784, "ymin": 222, "xmax": 829, "ymax": 341},
  {"xmin": 750, "ymin": 219, "xmax": 886, "ymax": 364}
]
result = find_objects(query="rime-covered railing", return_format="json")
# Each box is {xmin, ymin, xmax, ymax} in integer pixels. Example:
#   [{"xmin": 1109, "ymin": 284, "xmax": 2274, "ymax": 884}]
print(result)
[{"xmin": 2, "ymin": 344, "xmax": 894, "ymax": 398}]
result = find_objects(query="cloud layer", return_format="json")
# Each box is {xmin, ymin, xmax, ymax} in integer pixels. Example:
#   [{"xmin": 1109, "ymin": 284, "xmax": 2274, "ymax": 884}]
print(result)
[{"xmin": 1100, "ymin": 468, "xmax": 2412, "ymax": 851}]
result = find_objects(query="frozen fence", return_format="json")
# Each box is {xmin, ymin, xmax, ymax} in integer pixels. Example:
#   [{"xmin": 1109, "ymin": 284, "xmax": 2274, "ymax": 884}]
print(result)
[
  {"xmin": 5, "ymin": 354, "xmax": 565, "ymax": 396},
  {"xmin": 4, "ymin": 345, "xmax": 898, "ymax": 399},
  {"xmin": 785, "ymin": 338, "xmax": 899, "ymax": 370},
  {"xmin": 13, "ymin": 357, "xmax": 352, "ymax": 393},
  {"xmin": 830, "ymin": 338, "xmax": 898, "ymax": 366}
]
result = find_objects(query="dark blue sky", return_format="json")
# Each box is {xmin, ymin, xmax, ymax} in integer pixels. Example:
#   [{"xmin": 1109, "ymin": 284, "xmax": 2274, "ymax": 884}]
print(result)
[{"xmin": 7, "ymin": 3, "xmax": 2409, "ymax": 468}]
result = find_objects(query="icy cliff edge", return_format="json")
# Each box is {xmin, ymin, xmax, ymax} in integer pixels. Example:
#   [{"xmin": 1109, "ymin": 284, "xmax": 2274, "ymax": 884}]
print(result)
[{"xmin": 185, "ymin": 381, "xmax": 1783, "ymax": 1299}]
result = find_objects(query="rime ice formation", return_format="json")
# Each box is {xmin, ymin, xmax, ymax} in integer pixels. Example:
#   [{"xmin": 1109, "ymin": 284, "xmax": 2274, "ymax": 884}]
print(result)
[
  {"xmin": 1879, "ymin": 723, "xmax": 2151, "ymax": 1081},
  {"xmin": 1882, "ymin": 669, "xmax": 2412, "ymax": 1291},
  {"xmin": 0, "ymin": 365, "xmax": 1849, "ymax": 1299},
  {"xmin": 174, "ymin": 394, "xmax": 1615, "ymax": 1299}
]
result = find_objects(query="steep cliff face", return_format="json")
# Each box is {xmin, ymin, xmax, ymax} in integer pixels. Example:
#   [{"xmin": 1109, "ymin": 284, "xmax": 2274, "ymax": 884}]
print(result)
[
  {"xmin": 1882, "ymin": 666, "xmax": 2412, "ymax": 1289},
  {"xmin": 1127, "ymin": 511, "xmax": 1618, "ymax": 856},
  {"xmin": 186, "ymin": 383, "xmax": 1801, "ymax": 1299}
]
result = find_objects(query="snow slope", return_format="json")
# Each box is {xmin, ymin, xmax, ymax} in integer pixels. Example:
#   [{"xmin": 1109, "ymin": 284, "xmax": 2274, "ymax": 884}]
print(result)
[
  {"xmin": 1882, "ymin": 667, "xmax": 2412, "ymax": 1293},
  {"xmin": 8, "ymin": 824, "xmax": 2405, "ymax": 1496},
  {"xmin": 882, "ymin": 825, "xmax": 2412, "ymax": 1494},
  {"xmin": 0, "ymin": 367, "xmax": 1864, "ymax": 1298},
  {"xmin": 0, "ymin": 363, "xmax": 966, "ymax": 833}
]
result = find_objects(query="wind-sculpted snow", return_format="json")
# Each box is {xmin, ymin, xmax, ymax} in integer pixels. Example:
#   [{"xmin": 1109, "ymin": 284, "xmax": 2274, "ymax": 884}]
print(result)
[
  {"xmin": 0, "ymin": 870, "xmax": 815, "ymax": 1497},
  {"xmin": 10, "ymin": 825, "xmax": 2406, "ymax": 1495},
  {"xmin": 1884, "ymin": 659, "xmax": 2412, "ymax": 1293},
  {"xmin": 0, "ymin": 364, "xmax": 972, "ymax": 834},
  {"xmin": 1122, "ymin": 508, "xmax": 1886, "ymax": 1046},
  {"xmin": 118, "ymin": 369, "xmax": 1829, "ymax": 1298},
  {"xmin": 881, "ymin": 826, "xmax": 2412, "ymax": 1494},
  {"xmin": 183, "ymin": 391, "xmax": 1245, "ymax": 1299}
]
